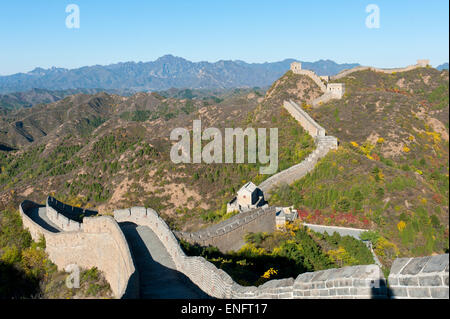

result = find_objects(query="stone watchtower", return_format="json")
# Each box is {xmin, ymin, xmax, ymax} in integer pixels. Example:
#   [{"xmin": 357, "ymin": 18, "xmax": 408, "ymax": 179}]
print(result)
[
  {"xmin": 417, "ymin": 59, "xmax": 430, "ymax": 67},
  {"xmin": 291, "ymin": 62, "xmax": 302, "ymax": 74},
  {"xmin": 326, "ymin": 83, "xmax": 345, "ymax": 98}
]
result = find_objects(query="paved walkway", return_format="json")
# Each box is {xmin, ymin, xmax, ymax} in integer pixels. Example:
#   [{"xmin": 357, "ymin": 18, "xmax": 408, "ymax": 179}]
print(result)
[
  {"xmin": 119, "ymin": 222, "xmax": 210, "ymax": 299},
  {"xmin": 26, "ymin": 206, "xmax": 61, "ymax": 233}
]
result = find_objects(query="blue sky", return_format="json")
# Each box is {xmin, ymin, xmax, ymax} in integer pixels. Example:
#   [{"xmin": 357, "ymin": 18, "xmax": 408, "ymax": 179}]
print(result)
[{"xmin": 0, "ymin": 0, "xmax": 448, "ymax": 75}]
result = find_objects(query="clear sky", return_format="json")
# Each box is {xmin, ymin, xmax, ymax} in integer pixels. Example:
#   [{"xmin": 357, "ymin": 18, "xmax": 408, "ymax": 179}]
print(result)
[{"xmin": 0, "ymin": 0, "xmax": 448, "ymax": 75}]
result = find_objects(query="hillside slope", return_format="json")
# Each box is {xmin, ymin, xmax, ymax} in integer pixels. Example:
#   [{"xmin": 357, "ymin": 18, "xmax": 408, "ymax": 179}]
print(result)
[
  {"xmin": 269, "ymin": 67, "xmax": 449, "ymax": 266},
  {"xmin": 0, "ymin": 76, "xmax": 321, "ymax": 232}
]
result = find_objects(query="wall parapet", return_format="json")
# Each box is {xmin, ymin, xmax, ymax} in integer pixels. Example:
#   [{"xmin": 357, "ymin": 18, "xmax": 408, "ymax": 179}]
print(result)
[
  {"xmin": 19, "ymin": 200, "xmax": 138, "ymax": 299},
  {"xmin": 46, "ymin": 196, "xmax": 98, "ymax": 231},
  {"xmin": 114, "ymin": 207, "xmax": 389, "ymax": 299},
  {"xmin": 283, "ymin": 100, "xmax": 326, "ymax": 138},
  {"xmin": 175, "ymin": 206, "xmax": 276, "ymax": 252},
  {"xmin": 388, "ymin": 254, "xmax": 449, "ymax": 299},
  {"xmin": 330, "ymin": 60, "xmax": 430, "ymax": 80},
  {"xmin": 258, "ymin": 101, "xmax": 337, "ymax": 195},
  {"xmin": 292, "ymin": 69, "xmax": 327, "ymax": 92}
]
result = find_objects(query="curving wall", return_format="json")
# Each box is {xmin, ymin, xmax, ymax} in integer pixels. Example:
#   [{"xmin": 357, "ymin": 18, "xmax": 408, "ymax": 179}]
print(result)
[
  {"xmin": 311, "ymin": 92, "xmax": 336, "ymax": 107},
  {"xmin": 330, "ymin": 60, "xmax": 430, "ymax": 81},
  {"xmin": 258, "ymin": 100, "xmax": 338, "ymax": 195},
  {"xmin": 114, "ymin": 207, "xmax": 388, "ymax": 299},
  {"xmin": 19, "ymin": 200, "xmax": 138, "ymax": 299},
  {"xmin": 175, "ymin": 206, "xmax": 277, "ymax": 252},
  {"xmin": 46, "ymin": 197, "xmax": 82, "ymax": 231},
  {"xmin": 283, "ymin": 100, "xmax": 326, "ymax": 138},
  {"xmin": 292, "ymin": 69, "xmax": 327, "ymax": 92}
]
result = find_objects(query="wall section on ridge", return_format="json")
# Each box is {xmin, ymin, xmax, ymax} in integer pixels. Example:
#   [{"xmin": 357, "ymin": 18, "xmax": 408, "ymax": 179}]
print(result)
[
  {"xmin": 175, "ymin": 206, "xmax": 277, "ymax": 252},
  {"xmin": 19, "ymin": 200, "xmax": 138, "ymax": 299},
  {"xmin": 114, "ymin": 207, "xmax": 387, "ymax": 299}
]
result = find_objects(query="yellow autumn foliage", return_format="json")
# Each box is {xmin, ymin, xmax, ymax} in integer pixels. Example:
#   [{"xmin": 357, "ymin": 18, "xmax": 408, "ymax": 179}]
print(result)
[
  {"xmin": 374, "ymin": 237, "xmax": 399, "ymax": 259},
  {"xmin": 328, "ymin": 246, "xmax": 358, "ymax": 266},
  {"xmin": 397, "ymin": 220, "xmax": 406, "ymax": 232},
  {"xmin": 262, "ymin": 268, "xmax": 278, "ymax": 279}
]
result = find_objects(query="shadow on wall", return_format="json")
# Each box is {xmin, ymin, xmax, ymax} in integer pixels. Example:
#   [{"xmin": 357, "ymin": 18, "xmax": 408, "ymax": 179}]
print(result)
[
  {"xmin": 47, "ymin": 196, "xmax": 98, "ymax": 223},
  {"xmin": 119, "ymin": 222, "xmax": 212, "ymax": 299},
  {"xmin": 25, "ymin": 203, "xmax": 60, "ymax": 233},
  {"xmin": 370, "ymin": 278, "xmax": 391, "ymax": 299}
]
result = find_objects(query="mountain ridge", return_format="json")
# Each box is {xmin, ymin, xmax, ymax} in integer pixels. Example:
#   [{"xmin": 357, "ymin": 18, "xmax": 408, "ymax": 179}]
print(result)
[{"xmin": 0, "ymin": 55, "xmax": 360, "ymax": 94}]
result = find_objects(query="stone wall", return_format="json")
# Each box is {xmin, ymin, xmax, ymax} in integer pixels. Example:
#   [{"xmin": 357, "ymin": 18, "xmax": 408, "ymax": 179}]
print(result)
[
  {"xmin": 259, "ymin": 129, "xmax": 337, "ymax": 196},
  {"xmin": 19, "ymin": 200, "xmax": 138, "ymax": 299},
  {"xmin": 388, "ymin": 254, "xmax": 449, "ymax": 299},
  {"xmin": 46, "ymin": 196, "xmax": 97, "ymax": 231},
  {"xmin": 114, "ymin": 207, "xmax": 387, "ymax": 299},
  {"xmin": 291, "ymin": 69, "xmax": 327, "ymax": 92},
  {"xmin": 302, "ymin": 223, "xmax": 367, "ymax": 239},
  {"xmin": 311, "ymin": 92, "xmax": 336, "ymax": 107},
  {"xmin": 330, "ymin": 60, "xmax": 430, "ymax": 80},
  {"xmin": 258, "ymin": 100, "xmax": 338, "ymax": 195},
  {"xmin": 46, "ymin": 197, "xmax": 82, "ymax": 231},
  {"xmin": 175, "ymin": 206, "xmax": 277, "ymax": 252},
  {"xmin": 283, "ymin": 100, "xmax": 326, "ymax": 138}
]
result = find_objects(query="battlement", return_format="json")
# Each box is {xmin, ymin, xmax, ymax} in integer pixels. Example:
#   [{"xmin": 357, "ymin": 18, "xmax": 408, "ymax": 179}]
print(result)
[
  {"xmin": 331, "ymin": 58, "xmax": 431, "ymax": 80},
  {"xmin": 290, "ymin": 61, "xmax": 302, "ymax": 73},
  {"xmin": 326, "ymin": 83, "xmax": 345, "ymax": 98},
  {"xmin": 175, "ymin": 206, "xmax": 277, "ymax": 252},
  {"xmin": 417, "ymin": 59, "xmax": 430, "ymax": 67}
]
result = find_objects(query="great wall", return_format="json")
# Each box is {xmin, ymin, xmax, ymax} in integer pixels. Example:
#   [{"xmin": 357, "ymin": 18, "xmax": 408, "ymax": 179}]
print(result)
[
  {"xmin": 330, "ymin": 59, "xmax": 430, "ymax": 80},
  {"xmin": 18, "ymin": 59, "xmax": 448, "ymax": 299}
]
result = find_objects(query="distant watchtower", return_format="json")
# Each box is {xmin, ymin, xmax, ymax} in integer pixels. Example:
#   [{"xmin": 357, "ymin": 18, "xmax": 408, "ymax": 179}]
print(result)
[
  {"xmin": 291, "ymin": 62, "xmax": 302, "ymax": 74},
  {"xmin": 417, "ymin": 59, "xmax": 430, "ymax": 67},
  {"xmin": 326, "ymin": 83, "xmax": 346, "ymax": 98}
]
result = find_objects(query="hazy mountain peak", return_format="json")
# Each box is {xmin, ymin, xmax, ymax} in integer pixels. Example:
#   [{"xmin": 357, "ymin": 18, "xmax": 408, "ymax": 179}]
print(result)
[{"xmin": 0, "ymin": 56, "xmax": 360, "ymax": 94}]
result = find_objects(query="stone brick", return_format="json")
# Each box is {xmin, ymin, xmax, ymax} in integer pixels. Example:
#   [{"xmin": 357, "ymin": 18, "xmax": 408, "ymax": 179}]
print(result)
[
  {"xmin": 418, "ymin": 275, "xmax": 443, "ymax": 286},
  {"xmin": 388, "ymin": 277, "xmax": 399, "ymax": 286},
  {"xmin": 429, "ymin": 287, "xmax": 449, "ymax": 299},
  {"xmin": 311, "ymin": 290, "xmax": 321, "ymax": 297},
  {"xmin": 390, "ymin": 287, "xmax": 408, "ymax": 298},
  {"xmin": 319, "ymin": 289, "xmax": 330, "ymax": 296},
  {"xmin": 336, "ymin": 279, "xmax": 352, "ymax": 287},
  {"xmin": 407, "ymin": 287, "xmax": 431, "ymax": 298},
  {"xmin": 401, "ymin": 257, "xmax": 431, "ymax": 275},
  {"xmin": 444, "ymin": 275, "xmax": 448, "ymax": 286},
  {"xmin": 312, "ymin": 282, "xmax": 326, "ymax": 289},
  {"xmin": 399, "ymin": 276, "xmax": 419, "ymax": 286},
  {"xmin": 350, "ymin": 287, "xmax": 372, "ymax": 296},
  {"xmin": 336, "ymin": 288, "xmax": 350, "ymax": 295},
  {"xmin": 422, "ymin": 254, "xmax": 449, "ymax": 273},
  {"xmin": 390, "ymin": 258, "xmax": 411, "ymax": 275}
]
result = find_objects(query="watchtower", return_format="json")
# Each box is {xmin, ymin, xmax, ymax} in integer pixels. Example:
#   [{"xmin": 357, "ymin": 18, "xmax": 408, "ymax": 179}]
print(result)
[
  {"xmin": 290, "ymin": 62, "xmax": 302, "ymax": 74},
  {"xmin": 326, "ymin": 83, "xmax": 345, "ymax": 98},
  {"xmin": 417, "ymin": 59, "xmax": 430, "ymax": 67}
]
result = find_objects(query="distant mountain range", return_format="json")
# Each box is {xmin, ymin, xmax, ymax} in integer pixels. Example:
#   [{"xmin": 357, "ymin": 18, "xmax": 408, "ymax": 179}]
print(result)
[
  {"xmin": 0, "ymin": 88, "xmax": 136, "ymax": 110},
  {"xmin": 437, "ymin": 63, "xmax": 449, "ymax": 71},
  {"xmin": 0, "ymin": 55, "xmax": 360, "ymax": 94}
]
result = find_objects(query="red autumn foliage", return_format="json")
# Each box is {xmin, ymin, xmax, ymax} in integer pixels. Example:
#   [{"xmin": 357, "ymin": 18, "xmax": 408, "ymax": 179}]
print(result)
[{"xmin": 296, "ymin": 208, "xmax": 370, "ymax": 229}]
